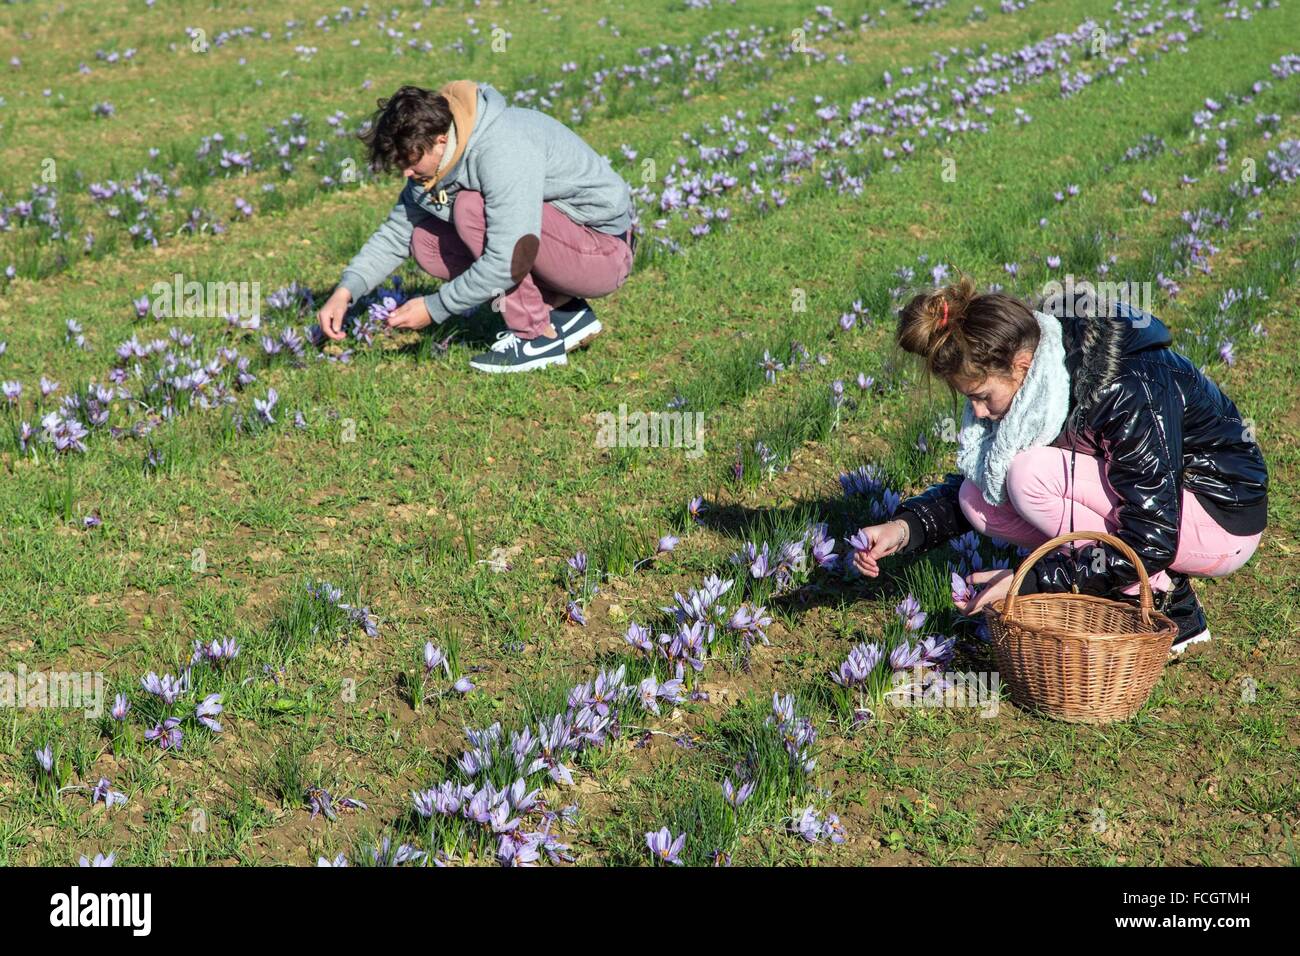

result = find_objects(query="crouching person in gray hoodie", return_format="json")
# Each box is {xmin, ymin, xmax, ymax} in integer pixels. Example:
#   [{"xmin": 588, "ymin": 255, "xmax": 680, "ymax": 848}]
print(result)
[{"xmin": 317, "ymin": 80, "xmax": 637, "ymax": 373}]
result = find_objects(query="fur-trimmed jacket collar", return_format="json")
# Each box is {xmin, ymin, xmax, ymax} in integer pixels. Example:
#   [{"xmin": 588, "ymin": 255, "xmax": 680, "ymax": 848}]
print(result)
[{"xmin": 1059, "ymin": 302, "xmax": 1173, "ymax": 431}]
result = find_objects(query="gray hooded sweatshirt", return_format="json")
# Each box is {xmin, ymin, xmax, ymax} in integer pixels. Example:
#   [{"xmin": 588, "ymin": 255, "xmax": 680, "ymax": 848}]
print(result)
[{"xmin": 340, "ymin": 80, "xmax": 634, "ymax": 323}]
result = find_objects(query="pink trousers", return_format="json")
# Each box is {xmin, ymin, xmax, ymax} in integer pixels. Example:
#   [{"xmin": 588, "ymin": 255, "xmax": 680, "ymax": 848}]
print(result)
[
  {"xmin": 409, "ymin": 191, "xmax": 633, "ymax": 339},
  {"xmin": 958, "ymin": 446, "xmax": 1263, "ymax": 596}
]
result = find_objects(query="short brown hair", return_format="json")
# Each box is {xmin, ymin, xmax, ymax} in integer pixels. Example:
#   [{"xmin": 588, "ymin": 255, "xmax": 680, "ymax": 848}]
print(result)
[
  {"xmin": 359, "ymin": 86, "xmax": 453, "ymax": 172},
  {"xmin": 897, "ymin": 274, "xmax": 1039, "ymax": 385}
]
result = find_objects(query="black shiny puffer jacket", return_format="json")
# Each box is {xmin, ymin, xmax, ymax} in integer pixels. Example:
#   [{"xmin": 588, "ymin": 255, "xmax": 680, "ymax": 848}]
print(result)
[{"xmin": 894, "ymin": 303, "xmax": 1269, "ymax": 596}]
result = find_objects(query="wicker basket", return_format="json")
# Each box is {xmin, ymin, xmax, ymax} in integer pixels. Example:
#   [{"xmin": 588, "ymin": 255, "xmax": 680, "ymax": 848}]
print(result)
[{"xmin": 983, "ymin": 531, "xmax": 1179, "ymax": 724}]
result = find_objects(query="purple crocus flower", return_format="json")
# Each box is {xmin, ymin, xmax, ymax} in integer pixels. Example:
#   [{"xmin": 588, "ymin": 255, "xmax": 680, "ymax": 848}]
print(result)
[
  {"xmin": 79, "ymin": 853, "xmax": 115, "ymax": 867},
  {"xmin": 370, "ymin": 837, "xmax": 426, "ymax": 866},
  {"xmin": 585, "ymin": 665, "xmax": 626, "ymax": 718},
  {"xmin": 770, "ymin": 691, "xmax": 796, "ymax": 727},
  {"xmin": 35, "ymin": 744, "xmax": 54, "ymax": 773},
  {"xmin": 144, "ymin": 717, "xmax": 183, "ymax": 751},
  {"xmin": 637, "ymin": 677, "xmax": 663, "ymax": 715},
  {"xmin": 918, "ymin": 635, "xmax": 956, "ymax": 668},
  {"xmin": 91, "ymin": 778, "xmax": 126, "ymax": 808},
  {"xmin": 894, "ymin": 594, "xmax": 927, "ymax": 631},
  {"xmin": 507, "ymin": 778, "xmax": 541, "ymax": 814},
  {"xmin": 452, "ymin": 676, "xmax": 475, "ymax": 694},
  {"xmin": 41, "ymin": 412, "xmax": 89, "ymax": 454},
  {"xmin": 140, "ymin": 671, "xmax": 187, "ymax": 704},
  {"xmin": 759, "ymin": 350, "xmax": 785, "ymax": 383},
  {"xmin": 722, "ymin": 777, "xmax": 755, "ymax": 808},
  {"xmin": 308, "ymin": 786, "xmax": 338, "ymax": 820},
  {"xmin": 196, "ymin": 693, "xmax": 223, "ymax": 732},
  {"xmin": 498, "ymin": 833, "xmax": 541, "ymax": 867},
  {"xmin": 809, "ymin": 522, "xmax": 840, "ymax": 570},
  {"xmin": 528, "ymin": 714, "xmax": 576, "ymax": 786},
  {"xmin": 824, "ymin": 813, "xmax": 847, "ymax": 844},
  {"xmin": 848, "ymin": 529, "xmax": 872, "ymax": 554},
  {"xmin": 624, "ymin": 622, "xmax": 654, "ymax": 654},
  {"xmin": 528, "ymin": 824, "xmax": 574, "ymax": 864},
  {"xmin": 567, "ymin": 551, "xmax": 587, "ymax": 574},
  {"xmin": 193, "ymin": 636, "xmax": 240, "ymax": 666},
  {"xmin": 794, "ymin": 806, "xmax": 824, "ymax": 843},
  {"xmin": 423, "ymin": 642, "xmax": 449, "ymax": 676},
  {"xmin": 951, "ymin": 571, "xmax": 978, "ymax": 609},
  {"xmin": 656, "ymin": 534, "xmax": 679, "ymax": 554},
  {"xmin": 110, "ymin": 694, "xmax": 130, "ymax": 721},
  {"xmin": 950, "ymin": 531, "xmax": 981, "ymax": 558},
  {"xmin": 727, "ymin": 603, "xmax": 772, "ymax": 646},
  {"xmin": 889, "ymin": 641, "xmax": 925, "ymax": 671},
  {"xmin": 688, "ymin": 496, "xmax": 706, "ymax": 523},
  {"xmin": 253, "ymin": 387, "xmax": 278, "ymax": 424},
  {"xmin": 646, "ymin": 827, "xmax": 686, "ymax": 865},
  {"xmin": 831, "ymin": 642, "xmax": 882, "ymax": 687},
  {"xmin": 657, "ymin": 677, "xmax": 686, "ymax": 707},
  {"xmin": 565, "ymin": 601, "xmax": 586, "ymax": 626},
  {"xmin": 412, "ymin": 788, "xmax": 438, "ymax": 819}
]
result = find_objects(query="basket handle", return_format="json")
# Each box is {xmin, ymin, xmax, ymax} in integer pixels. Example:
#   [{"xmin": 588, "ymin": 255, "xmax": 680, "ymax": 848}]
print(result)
[{"xmin": 1000, "ymin": 530, "xmax": 1153, "ymax": 627}]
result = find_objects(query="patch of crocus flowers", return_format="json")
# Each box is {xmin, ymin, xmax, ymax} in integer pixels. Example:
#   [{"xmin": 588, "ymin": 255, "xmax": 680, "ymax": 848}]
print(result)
[
  {"xmin": 829, "ymin": 584, "xmax": 958, "ymax": 710},
  {"xmin": 418, "ymin": 641, "xmax": 474, "ymax": 703},
  {"xmin": 135, "ymin": 667, "xmax": 227, "ymax": 752},
  {"xmin": 305, "ymin": 580, "xmax": 379, "ymax": 639},
  {"xmin": 411, "ymin": 717, "xmax": 599, "ymax": 866},
  {"xmin": 624, "ymin": 5, "xmax": 1222, "ymax": 258},
  {"xmin": 840, "ymin": 464, "xmax": 903, "ymax": 523},
  {"xmin": 306, "ymin": 785, "xmax": 367, "ymax": 821}
]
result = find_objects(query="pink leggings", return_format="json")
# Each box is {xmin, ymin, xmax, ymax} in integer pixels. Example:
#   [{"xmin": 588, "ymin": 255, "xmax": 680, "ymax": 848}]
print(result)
[
  {"xmin": 959, "ymin": 446, "xmax": 1263, "ymax": 595},
  {"xmin": 410, "ymin": 191, "xmax": 633, "ymax": 340}
]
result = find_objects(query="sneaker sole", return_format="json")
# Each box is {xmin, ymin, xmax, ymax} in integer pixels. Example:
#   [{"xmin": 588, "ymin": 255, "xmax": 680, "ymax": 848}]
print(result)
[
  {"xmin": 1168, "ymin": 628, "xmax": 1212, "ymax": 658},
  {"xmin": 468, "ymin": 352, "xmax": 568, "ymax": 374},
  {"xmin": 563, "ymin": 319, "xmax": 603, "ymax": 352}
]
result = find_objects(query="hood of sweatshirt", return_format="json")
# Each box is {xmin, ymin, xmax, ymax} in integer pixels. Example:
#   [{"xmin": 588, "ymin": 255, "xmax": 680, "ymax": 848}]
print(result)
[{"xmin": 419, "ymin": 80, "xmax": 510, "ymax": 190}]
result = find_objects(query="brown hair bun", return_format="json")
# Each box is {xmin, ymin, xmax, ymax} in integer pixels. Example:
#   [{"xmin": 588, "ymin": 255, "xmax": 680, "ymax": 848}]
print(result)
[{"xmin": 897, "ymin": 273, "xmax": 1039, "ymax": 385}]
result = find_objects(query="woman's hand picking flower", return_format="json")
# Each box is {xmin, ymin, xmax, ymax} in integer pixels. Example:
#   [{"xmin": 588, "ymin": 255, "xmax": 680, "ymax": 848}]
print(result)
[
  {"xmin": 960, "ymin": 569, "xmax": 1015, "ymax": 615},
  {"xmin": 851, "ymin": 519, "xmax": 909, "ymax": 578}
]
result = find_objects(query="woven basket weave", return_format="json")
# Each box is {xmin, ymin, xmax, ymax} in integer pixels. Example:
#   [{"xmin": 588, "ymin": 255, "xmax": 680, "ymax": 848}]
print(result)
[{"xmin": 983, "ymin": 531, "xmax": 1178, "ymax": 724}]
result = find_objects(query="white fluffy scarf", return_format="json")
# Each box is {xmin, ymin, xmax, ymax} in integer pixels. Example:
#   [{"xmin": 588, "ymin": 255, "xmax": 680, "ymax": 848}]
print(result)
[{"xmin": 954, "ymin": 310, "xmax": 1070, "ymax": 507}]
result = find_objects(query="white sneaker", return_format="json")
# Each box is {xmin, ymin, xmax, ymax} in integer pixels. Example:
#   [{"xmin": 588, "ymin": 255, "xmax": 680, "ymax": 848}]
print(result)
[
  {"xmin": 468, "ymin": 330, "xmax": 568, "ymax": 374},
  {"xmin": 1168, "ymin": 626, "xmax": 1212, "ymax": 658}
]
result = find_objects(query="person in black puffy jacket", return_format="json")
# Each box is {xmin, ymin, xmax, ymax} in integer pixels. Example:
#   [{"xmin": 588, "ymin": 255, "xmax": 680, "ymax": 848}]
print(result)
[{"xmin": 851, "ymin": 277, "xmax": 1268, "ymax": 655}]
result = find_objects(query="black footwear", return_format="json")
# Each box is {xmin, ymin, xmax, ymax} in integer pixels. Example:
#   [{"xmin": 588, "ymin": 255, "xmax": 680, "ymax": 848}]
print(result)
[
  {"xmin": 1157, "ymin": 572, "xmax": 1212, "ymax": 657},
  {"xmin": 468, "ymin": 330, "xmax": 567, "ymax": 374},
  {"xmin": 551, "ymin": 298, "xmax": 603, "ymax": 351}
]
